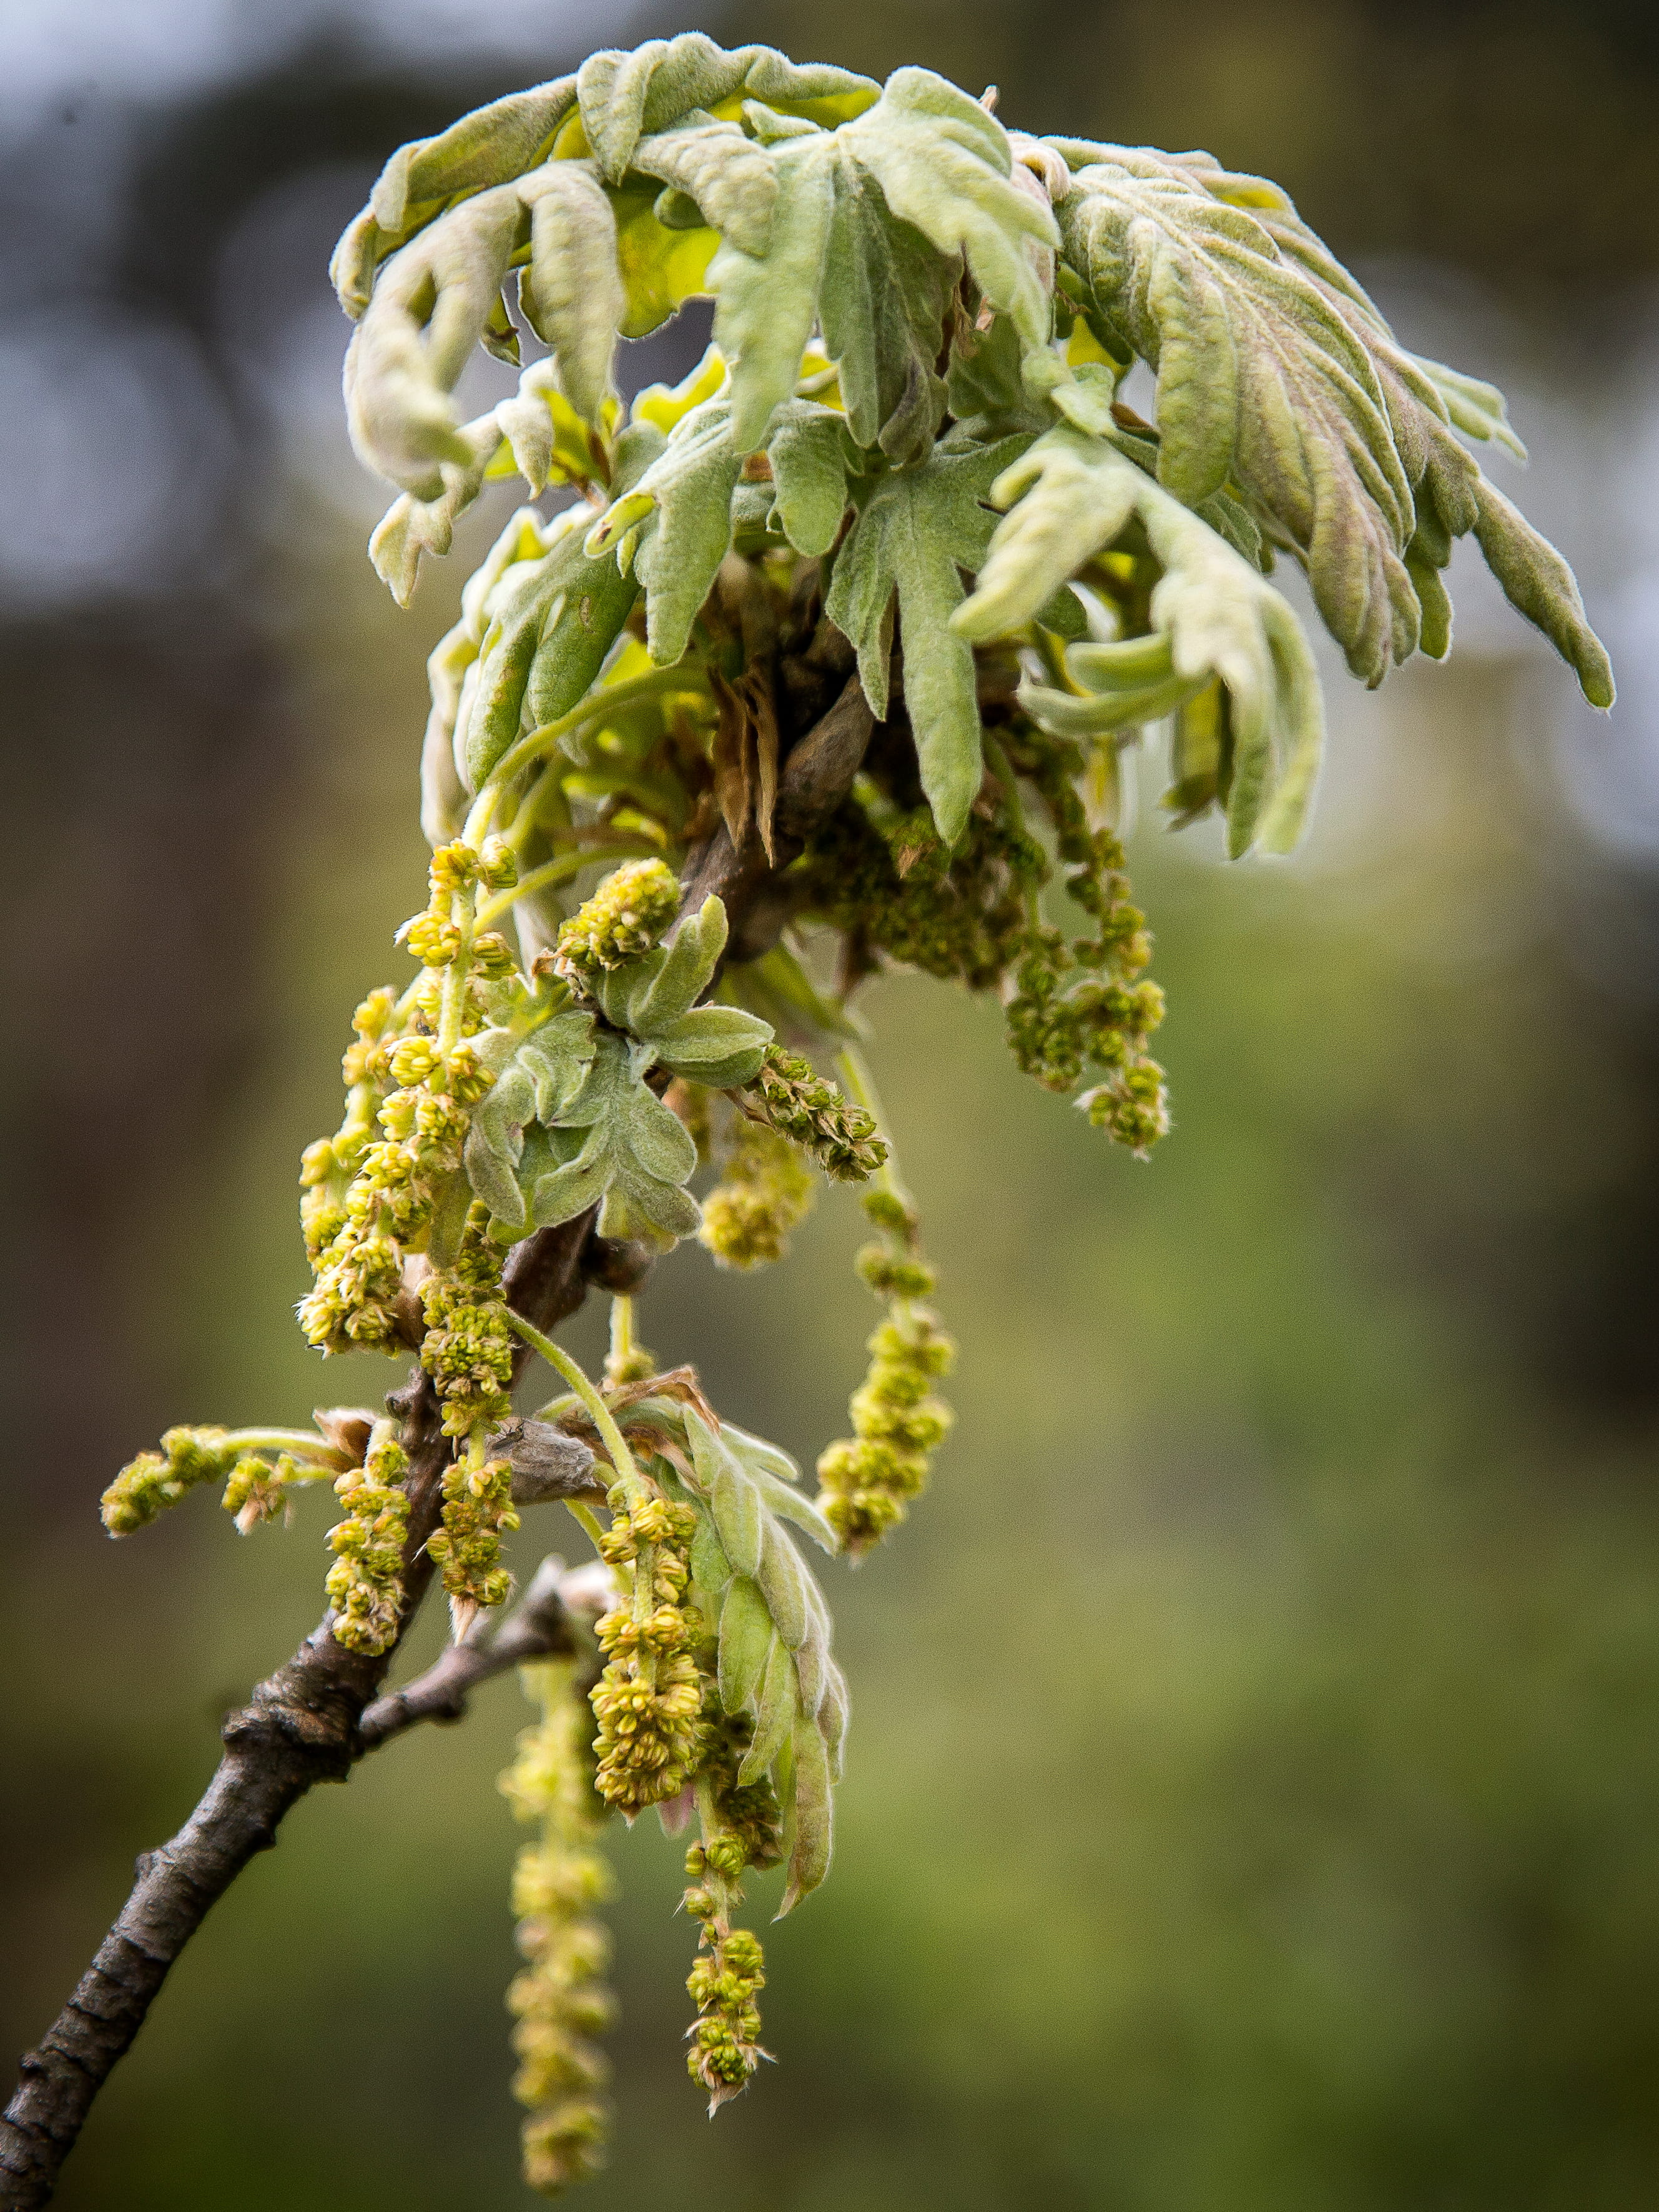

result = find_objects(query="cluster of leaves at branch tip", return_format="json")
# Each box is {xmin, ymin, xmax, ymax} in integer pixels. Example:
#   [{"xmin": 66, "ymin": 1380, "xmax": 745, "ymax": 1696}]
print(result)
[
  {"xmin": 500, "ymin": 1659, "xmax": 618, "ymax": 2194},
  {"xmin": 86, "ymin": 31, "xmax": 1621, "ymax": 2196}
]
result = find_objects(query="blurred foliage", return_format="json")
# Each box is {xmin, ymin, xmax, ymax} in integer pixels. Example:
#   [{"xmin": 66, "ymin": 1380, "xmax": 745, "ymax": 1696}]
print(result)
[{"xmin": 6, "ymin": 2, "xmax": 1659, "ymax": 2207}]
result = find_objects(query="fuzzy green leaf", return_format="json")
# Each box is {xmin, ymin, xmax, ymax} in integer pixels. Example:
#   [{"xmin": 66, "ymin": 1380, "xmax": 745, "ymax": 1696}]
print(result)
[
  {"xmin": 576, "ymin": 34, "xmax": 877, "ymax": 185},
  {"xmin": 631, "ymin": 119, "xmax": 780, "ymax": 256},
  {"xmin": 825, "ymin": 435, "xmax": 1030, "ymax": 844},
  {"xmin": 1472, "ymin": 478, "xmax": 1615, "ymax": 709},
  {"xmin": 516, "ymin": 162, "xmax": 623, "ymax": 422},
  {"xmin": 819, "ymin": 150, "xmax": 957, "ymax": 463},
  {"xmin": 737, "ymin": 1638, "xmax": 796, "ymax": 1785},
  {"xmin": 531, "ymin": 1031, "xmax": 701, "ymax": 1242},
  {"xmin": 841, "ymin": 70, "xmax": 1057, "ymax": 365},
  {"xmin": 967, "ymin": 425, "xmax": 1324, "ymax": 855},
  {"xmin": 368, "ymin": 416, "xmax": 504, "ymax": 607},
  {"xmin": 780, "ymin": 1714, "xmax": 833, "ymax": 1912},
  {"xmin": 754, "ymin": 1516, "xmax": 810, "ymax": 1649},
  {"xmin": 709, "ymin": 134, "xmax": 838, "ymax": 452},
  {"xmin": 343, "ymin": 183, "xmax": 529, "ymax": 496},
  {"xmin": 767, "ymin": 400, "xmax": 859, "ymax": 555},
  {"xmin": 588, "ymin": 400, "xmax": 742, "ymax": 664},
  {"xmin": 717, "ymin": 1576, "xmax": 776, "ymax": 1714},
  {"xmin": 709, "ymin": 1454, "xmax": 765, "ymax": 1581},
  {"xmin": 331, "ymin": 76, "xmax": 579, "ymax": 315},
  {"xmin": 456, "ymin": 519, "xmax": 638, "ymax": 789}
]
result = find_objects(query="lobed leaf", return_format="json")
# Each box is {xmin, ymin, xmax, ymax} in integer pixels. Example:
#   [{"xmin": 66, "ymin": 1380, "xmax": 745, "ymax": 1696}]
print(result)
[
  {"xmin": 841, "ymin": 70, "xmax": 1058, "ymax": 373},
  {"xmin": 825, "ymin": 435, "xmax": 1030, "ymax": 845},
  {"xmin": 780, "ymin": 1715, "xmax": 833, "ymax": 1912},
  {"xmin": 958, "ymin": 425, "xmax": 1324, "ymax": 853},
  {"xmin": 588, "ymin": 400, "xmax": 743, "ymax": 664}
]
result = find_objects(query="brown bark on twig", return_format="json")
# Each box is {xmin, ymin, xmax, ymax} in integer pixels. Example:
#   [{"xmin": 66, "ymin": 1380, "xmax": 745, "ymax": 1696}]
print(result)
[
  {"xmin": 0, "ymin": 659, "xmax": 878, "ymax": 2208},
  {"xmin": 0, "ymin": 1214, "xmax": 616, "ymax": 2210}
]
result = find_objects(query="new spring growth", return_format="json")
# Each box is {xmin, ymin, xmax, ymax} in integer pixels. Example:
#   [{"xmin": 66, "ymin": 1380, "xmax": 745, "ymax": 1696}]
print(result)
[
  {"xmin": 742, "ymin": 1048, "xmax": 887, "ymax": 1182},
  {"xmin": 1000, "ymin": 734, "xmax": 1171, "ymax": 1154},
  {"xmin": 699, "ymin": 1107, "xmax": 817, "ymax": 1269},
  {"xmin": 682, "ymin": 1714, "xmax": 785, "ymax": 2109},
  {"xmin": 554, "ymin": 858, "xmax": 679, "ymax": 984},
  {"xmin": 591, "ymin": 1490, "xmax": 705, "ymax": 1815},
  {"xmin": 420, "ymin": 1200, "xmax": 517, "ymax": 1440},
  {"xmin": 500, "ymin": 1659, "xmax": 617, "ymax": 2196},
  {"xmin": 298, "ymin": 837, "xmax": 510, "ymax": 1357},
  {"xmin": 101, "ymin": 1424, "xmax": 347, "ymax": 1537},
  {"xmin": 324, "ymin": 1423, "xmax": 411, "ymax": 1654},
  {"xmin": 817, "ymin": 1187, "xmax": 957, "ymax": 1556}
]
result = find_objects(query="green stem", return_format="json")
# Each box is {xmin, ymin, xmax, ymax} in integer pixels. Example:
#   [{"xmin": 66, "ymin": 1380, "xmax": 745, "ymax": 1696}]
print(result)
[
  {"xmin": 507, "ymin": 1314, "xmax": 640, "ymax": 1492},
  {"xmin": 220, "ymin": 1429, "xmax": 350, "ymax": 1468},
  {"xmin": 563, "ymin": 1499, "xmax": 608, "ymax": 1551},
  {"xmin": 463, "ymin": 668, "xmax": 709, "ymax": 845},
  {"xmin": 474, "ymin": 843, "xmax": 657, "ymax": 931}
]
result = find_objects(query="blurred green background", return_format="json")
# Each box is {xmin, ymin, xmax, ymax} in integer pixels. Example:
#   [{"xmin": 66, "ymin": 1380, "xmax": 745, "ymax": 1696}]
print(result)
[{"xmin": 6, "ymin": 2, "xmax": 1659, "ymax": 2206}]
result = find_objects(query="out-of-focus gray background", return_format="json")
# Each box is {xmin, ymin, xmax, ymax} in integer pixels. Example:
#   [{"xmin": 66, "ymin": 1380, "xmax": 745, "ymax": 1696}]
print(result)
[{"xmin": 6, "ymin": 4, "xmax": 1659, "ymax": 2206}]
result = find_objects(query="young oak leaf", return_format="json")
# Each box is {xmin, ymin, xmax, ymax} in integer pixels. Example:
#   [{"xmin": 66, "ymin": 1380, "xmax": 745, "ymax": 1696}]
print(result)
[
  {"xmin": 529, "ymin": 1030, "xmax": 702, "ymax": 1244},
  {"xmin": 586, "ymin": 400, "xmax": 743, "ymax": 666},
  {"xmin": 592, "ymin": 895, "xmax": 773, "ymax": 1089},
  {"xmin": 462, "ymin": 1011, "xmax": 598, "ymax": 1229},
  {"xmin": 824, "ymin": 434, "xmax": 1031, "ymax": 847},
  {"xmin": 955, "ymin": 424, "xmax": 1324, "ymax": 857},
  {"xmin": 840, "ymin": 70, "xmax": 1058, "ymax": 375}
]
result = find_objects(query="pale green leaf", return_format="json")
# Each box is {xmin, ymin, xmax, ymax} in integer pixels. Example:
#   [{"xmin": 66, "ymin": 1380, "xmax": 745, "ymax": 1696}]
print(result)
[
  {"xmin": 780, "ymin": 1714, "xmax": 832, "ymax": 1912},
  {"xmin": 819, "ymin": 149, "xmax": 957, "ymax": 463},
  {"xmin": 737, "ymin": 1638, "xmax": 795, "ymax": 1784},
  {"xmin": 970, "ymin": 425, "xmax": 1325, "ymax": 855},
  {"xmin": 330, "ymin": 76, "xmax": 578, "ymax": 315},
  {"xmin": 368, "ymin": 415, "xmax": 503, "ymax": 606},
  {"xmin": 825, "ymin": 436, "xmax": 1029, "ymax": 844},
  {"xmin": 717, "ymin": 1577, "xmax": 775, "ymax": 1713},
  {"xmin": 631, "ymin": 118, "xmax": 780, "ymax": 256},
  {"xmin": 709, "ymin": 133, "xmax": 837, "ymax": 452},
  {"xmin": 587, "ymin": 400, "xmax": 741, "ymax": 664},
  {"xmin": 767, "ymin": 400, "xmax": 857, "ymax": 554},
  {"xmin": 516, "ymin": 161, "xmax": 623, "ymax": 422},
  {"xmin": 841, "ymin": 69, "xmax": 1057, "ymax": 366}
]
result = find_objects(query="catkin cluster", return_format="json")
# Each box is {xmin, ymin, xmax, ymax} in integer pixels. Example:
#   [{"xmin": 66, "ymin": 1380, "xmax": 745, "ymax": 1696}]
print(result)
[
  {"xmin": 681, "ymin": 1711, "xmax": 784, "ymax": 2107},
  {"xmin": 420, "ymin": 1201, "xmax": 518, "ymax": 1439},
  {"xmin": 427, "ymin": 1452, "xmax": 518, "ymax": 1615},
  {"xmin": 591, "ymin": 1490, "xmax": 705, "ymax": 1814},
  {"xmin": 1002, "ymin": 734, "xmax": 1171, "ymax": 1154},
  {"xmin": 698, "ymin": 1109, "xmax": 817, "ymax": 1269},
  {"xmin": 500, "ymin": 1659, "xmax": 617, "ymax": 2196},
  {"xmin": 742, "ymin": 1047, "xmax": 887, "ymax": 1181},
  {"xmin": 324, "ymin": 1427, "xmax": 411, "ymax": 1654},
  {"xmin": 554, "ymin": 857, "xmax": 679, "ymax": 982},
  {"xmin": 101, "ymin": 1425, "xmax": 239, "ymax": 1534},
  {"xmin": 799, "ymin": 783, "xmax": 1043, "ymax": 990},
  {"xmin": 816, "ymin": 1189, "xmax": 956, "ymax": 1555},
  {"xmin": 297, "ymin": 837, "xmax": 515, "ymax": 1355}
]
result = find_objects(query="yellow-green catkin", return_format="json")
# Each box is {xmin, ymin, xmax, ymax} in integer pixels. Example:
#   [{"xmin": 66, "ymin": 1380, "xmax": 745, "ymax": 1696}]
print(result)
[
  {"xmin": 554, "ymin": 858, "xmax": 679, "ymax": 984},
  {"xmin": 426, "ymin": 1450, "xmax": 518, "ymax": 1617},
  {"xmin": 420, "ymin": 1200, "xmax": 518, "ymax": 1440},
  {"xmin": 590, "ymin": 1490, "xmax": 704, "ymax": 1815},
  {"xmin": 698, "ymin": 1112, "xmax": 817, "ymax": 1269},
  {"xmin": 500, "ymin": 1659, "xmax": 616, "ymax": 2196},
  {"xmin": 742, "ymin": 1046, "xmax": 887, "ymax": 1181},
  {"xmin": 815, "ymin": 1189, "xmax": 955, "ymax": 1556},
  {"xmin": 101, "ymin": 1425, "xmax": 239, "ymax": 1534},
  {"xmin": 324, "ymin": 1425, "xmax": 411, "ymax": 1654},
  {"xmin": 681, "ymin": 1714, "xmax": 784, "ymax": 2109},
  {"xmin": 297, "ymin": 836, "xmax": 513, "ymax": 1357},
  {"xmin": 221, "ymin": 1452, "xmax": 300, "ymax": 1532}
]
